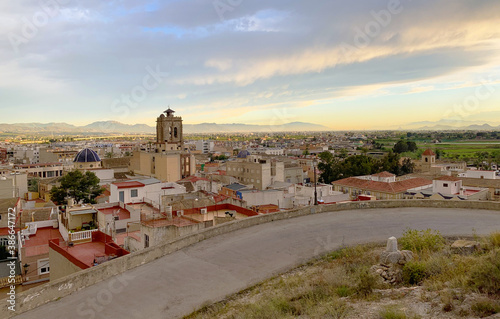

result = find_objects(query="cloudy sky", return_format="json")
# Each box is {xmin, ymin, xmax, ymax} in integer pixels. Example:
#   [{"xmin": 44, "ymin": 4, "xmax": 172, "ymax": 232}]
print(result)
[{"xmin": 1, "ymin": 0, "xmax": 500, "ymax": 130}]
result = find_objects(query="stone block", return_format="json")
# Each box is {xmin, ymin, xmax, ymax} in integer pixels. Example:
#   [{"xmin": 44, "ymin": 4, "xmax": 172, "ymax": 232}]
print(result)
[
  {"xmin": 451, "ymin": 240, "xmax": 480, "ymax": 255},
  {"xmin": 386, "ymin": 236, "xmax": 398, "ymax": 252}
]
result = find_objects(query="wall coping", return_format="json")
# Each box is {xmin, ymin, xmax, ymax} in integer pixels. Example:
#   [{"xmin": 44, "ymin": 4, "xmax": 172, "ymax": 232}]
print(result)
[{"xmin": 5, "ymin": 199, "xmax": 500, "ymax": 317}]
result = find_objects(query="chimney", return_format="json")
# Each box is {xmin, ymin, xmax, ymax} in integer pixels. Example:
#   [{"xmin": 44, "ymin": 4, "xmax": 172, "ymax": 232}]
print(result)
[{"xmin": 67, "ymin": 197, "xmax": 74, "ymax": 208}]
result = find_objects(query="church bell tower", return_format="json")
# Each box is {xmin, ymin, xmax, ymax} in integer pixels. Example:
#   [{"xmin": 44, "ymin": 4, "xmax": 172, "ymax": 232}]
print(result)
[{"xmin": 156, "ymin": 107, "xmax": 183, "ymax": 151}]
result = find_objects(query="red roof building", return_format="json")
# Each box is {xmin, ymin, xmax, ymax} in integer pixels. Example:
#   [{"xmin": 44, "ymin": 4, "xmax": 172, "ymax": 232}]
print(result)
[
  {"xmin": 422, "ymin": 149, "xmax": 436, "ymax": 156},
  {"xmin": 49, "ymin": 231, "xmax": 129, "ymax": 281},
  {"xmin": 113, "ymin": 181, "xmax": 145, "ymax": 189},
  {"xmin": 332, "ymin": 173, "xmax": 432, "ymax": 200}
]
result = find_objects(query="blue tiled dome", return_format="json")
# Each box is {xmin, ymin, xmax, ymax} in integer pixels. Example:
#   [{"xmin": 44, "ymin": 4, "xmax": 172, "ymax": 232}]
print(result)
[
  {"xmin": 236, "ymin": 150, "xmax": 251, "ymax": 158},
  {"xmin": 74, "ymin": 148, "xmax": 101, "ymax": 163}
]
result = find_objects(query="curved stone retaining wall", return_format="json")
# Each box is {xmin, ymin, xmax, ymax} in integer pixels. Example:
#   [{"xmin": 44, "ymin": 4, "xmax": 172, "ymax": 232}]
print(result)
[{"xmin": 5, "ymin": 200, "xmax": 500, "ymax": 317}]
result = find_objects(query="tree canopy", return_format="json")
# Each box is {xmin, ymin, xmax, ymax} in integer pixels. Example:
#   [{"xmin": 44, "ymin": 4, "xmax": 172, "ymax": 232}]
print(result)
[
  {"xmin": 317, "ymin": 151, "xmax": 415, "ymax": 184},
  {"xmin": 393, "ymin": 140, "xmax": 418, "ymax": 154},
  {"xmin": 50, "ymin": 170, "xmax": 105, "ymax": 205}
]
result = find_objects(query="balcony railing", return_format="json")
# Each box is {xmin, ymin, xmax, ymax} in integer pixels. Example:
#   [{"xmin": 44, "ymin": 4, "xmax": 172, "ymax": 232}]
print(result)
[{"xmin": 69, "ymin": 229, "xmax": 98, "ymax": 242}]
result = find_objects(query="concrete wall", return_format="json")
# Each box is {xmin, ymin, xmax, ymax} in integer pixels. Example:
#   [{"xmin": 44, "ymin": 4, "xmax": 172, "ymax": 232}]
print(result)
[
  {"xmin": 5, "ymin": 199, "xmax": 500, "ymax": 317},
  {"xmin": 461, "ymin": 170, "xmax": 497, "ymax": 179},
  {"xmin": 468, "ymin": 188, "xmax": 489, "ymax": 201},
  {"xmin": 433, "ymin": 180, "xmax": 461, "ymax": 195},
  {"xmin": 124, "ymin": 236, "xmax": 142, "ymax": 252},
  {"xmin": 240, "ymin": 189, "xmax": 284, "ymax": 206},
  {"xmin": 0, "ymin": 174, "xmax": 27, "ymax": 199},
  {"xmin": 141, "ymin": 221, "xmax": 205, "ymax": 247},
  {"xmin": 48, "ymin": 247, "xmax": 83, "ymax": 282}
]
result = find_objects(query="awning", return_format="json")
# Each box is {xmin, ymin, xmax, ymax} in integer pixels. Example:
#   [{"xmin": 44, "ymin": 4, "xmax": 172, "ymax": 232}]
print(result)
[{"xmin": 69, "ymin": 209, "xmax": 97, "ymax": 216}]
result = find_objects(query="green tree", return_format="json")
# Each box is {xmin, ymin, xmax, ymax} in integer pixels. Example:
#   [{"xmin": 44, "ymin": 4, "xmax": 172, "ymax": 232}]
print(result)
[
  {"xmin": 28, "ymin": 178, "xmax": 39, "ymax": 193},
  {"xmin": 341, "ymin": 155, "xmax": 378, "ymax": 177},
  {"xmin": 393, "ymin": 140, "xmax": 408, "ymax": 153},
  {"xmin": 50, "ymin": 170, "xmax": 104, "ymax": 205},
  {"xmin": 105, "ymin": 152, "xmax": 115, "ymax": 159},
  {"xmin": 338, "ymin": 148, "xmax": 348, "ymax": 159},
  {"xmin": 379, "ymin": 151, "xmax": 402, "ymax": 175},
  {"xmin": 474, "ymin": 151, "xmax": 489, "ymax": 169},
  {"xmin": 435, "ymin": 149, "xmax": 444, "ymax": 159},
  {"xmin": 217, "ymin": 154, "xmax": 229, "ymax": 161},
  {"xmin": 407, "ymin": 141, "xmax": 418, "ymax": 152},
  {"xmin": 401, "ymin": 158, "xmax": 415, "ymax": 175},
  {"xmin": 318, "ymin": 151, "xmax": 341, "ymax": 184}
]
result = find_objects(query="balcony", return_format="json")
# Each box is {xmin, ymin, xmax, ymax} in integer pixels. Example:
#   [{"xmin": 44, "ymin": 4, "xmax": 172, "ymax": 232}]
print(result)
[{"xmin": 69, "ymin": 229, "xmax": 98, "ymax": 243}]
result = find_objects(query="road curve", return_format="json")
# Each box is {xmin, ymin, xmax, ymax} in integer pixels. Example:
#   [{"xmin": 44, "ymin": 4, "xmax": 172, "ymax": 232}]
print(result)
[{"xmin": 14, "ymin": 207, "xmax": 500, "ymax": 319}]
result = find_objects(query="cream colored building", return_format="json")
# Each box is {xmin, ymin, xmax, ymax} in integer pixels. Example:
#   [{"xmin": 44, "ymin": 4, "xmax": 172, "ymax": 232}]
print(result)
[
  {"xmin": 129, "ymin": 151, "xmax": 194, "ymax": 182},
  {"xmin": 129, "ymin": 108, "xmax": 195, "ymax": 182},
  {"xmin": 226, "ymin": 153, "xmax": 285, "ymax": 190}
]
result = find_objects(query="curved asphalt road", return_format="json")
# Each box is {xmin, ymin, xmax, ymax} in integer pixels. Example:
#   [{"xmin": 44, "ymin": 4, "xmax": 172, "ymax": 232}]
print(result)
[{"xmin": 13, "ymin": 207, "xmax": 500, "ymax": 319}]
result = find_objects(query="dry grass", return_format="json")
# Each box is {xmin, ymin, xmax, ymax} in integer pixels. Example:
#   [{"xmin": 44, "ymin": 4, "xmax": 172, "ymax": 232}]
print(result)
[{"xmin": 185, "ymin": 232, "xmax": 500, "ymax": 319}]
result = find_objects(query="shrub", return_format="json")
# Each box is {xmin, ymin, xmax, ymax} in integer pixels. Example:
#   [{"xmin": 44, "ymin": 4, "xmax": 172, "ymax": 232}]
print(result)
[
  {"xmin": 469, "ymin": 249, "xmax": 500, "ymax": 294},
  {"xmin": 422, "ymin": 254, "xmax": 448, "ymax": 277},
  {"xmin": 269, "ymin": 297, "xmax": 293, "ymax": 315},
  {"xmin": 471, "ymin": 299, "xmax": 500, "ymax": 318},
  {"xmin": 355, "ymin": 267, "xmax": 377, "ymax": 297},
  {"xmin": 378, "ymin": 305, "xmax": 407, "ymax": 319},
  {"xmin": 488, "ymin": 232, "xmax": 500, "ymax": 248},
  {"xmin": 402, "ymin": 261, "xmax": 428, "ymax": 285},
  {"xmin": 322, "ymin": 299, "xmax": 351, "ymax": 318},
  {"xmin": 336, "ymin": 285, "xmax": 353, "ymax": 297},
  {"xmin": 399, "ymin": 229, "xmax": 445, "ymax": 253}
]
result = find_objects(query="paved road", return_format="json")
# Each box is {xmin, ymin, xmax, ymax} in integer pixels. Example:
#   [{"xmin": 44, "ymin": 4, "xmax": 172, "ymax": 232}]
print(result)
[{"xmin": 14, "ymin": 207, "xmax": 500, "ymax": 319}]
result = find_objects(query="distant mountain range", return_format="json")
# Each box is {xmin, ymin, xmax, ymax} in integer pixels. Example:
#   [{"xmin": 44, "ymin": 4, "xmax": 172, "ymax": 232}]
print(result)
[
  {"xmin": 396, "ymin": 115, "xmax": 500, "ymax": 131},
  {"xmin": 0, "ymin": 121, "xmax": 331, "ymax": 134},
  {"xmin": 398, "ymin": 121, "xmax": 500, "ymax": 131},
  {"xmin": 2, "ymin": 120, "xmax": 499, "ymax": 135},
  {"xmin": 412, "ymin": 124, "xmax": 500, "ymax": 131}
]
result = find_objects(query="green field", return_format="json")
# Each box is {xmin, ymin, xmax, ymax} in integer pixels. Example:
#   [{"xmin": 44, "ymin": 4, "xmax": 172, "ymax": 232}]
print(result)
[
  {"xmin": 377, "ymin": 138, "xmax": 500, "ymax": 160},
  {"xmin": 417, "ymin": 142, "xmax": 500, "ymax": 158}
]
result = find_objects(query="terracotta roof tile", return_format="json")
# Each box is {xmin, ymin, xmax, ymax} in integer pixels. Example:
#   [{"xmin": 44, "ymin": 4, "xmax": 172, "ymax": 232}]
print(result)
[
  {"xmin": 333, "ymin": 177, "xmax": 432, "ymax": 194},
  {"xmin": 372, "ymin": 171, "xmax": 396, "ymax": 177},
  {"xmin": 112, "ymin": 181, "xmax": 145, "ymax": 189},
  {"xmin": 422, "ymin": 149, "xmax": 436, "ymax": 156}
]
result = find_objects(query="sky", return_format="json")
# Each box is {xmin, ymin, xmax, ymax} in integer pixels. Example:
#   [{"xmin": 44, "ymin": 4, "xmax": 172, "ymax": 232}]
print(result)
[{"xmin": 1, "ymin": 0, "xmax": 500, "ymax": 130}]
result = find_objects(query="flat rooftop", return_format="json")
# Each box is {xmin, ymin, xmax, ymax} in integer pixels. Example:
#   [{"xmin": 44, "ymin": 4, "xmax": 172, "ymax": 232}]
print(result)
[
  {"xmin": 63, "ymin": 241, "xmax": 109, "ymax": 267},
  {"xmin": 142, "ymin": 216, "xmax": 199, "ymax": 228},
  {"xmin": 23, "ymin": 227, "xmax": 63, "ymax": 257},
  {"xmin": 50, "ymin": 232, "xmax": 129, "ymax": 269},
  {"xmin": 98, "ymin": 206, "xmax": 131, "ymax": 220},
  {"xmin": 116, "ymin": 230, "xmax": 141, "ymax": 246}
]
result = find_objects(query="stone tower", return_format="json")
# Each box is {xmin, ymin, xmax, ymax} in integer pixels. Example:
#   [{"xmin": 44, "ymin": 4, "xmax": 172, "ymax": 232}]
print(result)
[{"xmin": 156, "ymin": 107, "xmax": 183, "ymax": 151}]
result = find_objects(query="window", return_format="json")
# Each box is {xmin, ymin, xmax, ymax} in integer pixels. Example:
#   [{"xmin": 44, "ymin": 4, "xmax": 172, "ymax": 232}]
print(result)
[
  {"xmin": 0, "ymin": 237, "xmax": 9, "ymax": 246},
  {"xmin": 144, "ymin": 234, "xmax": 149, "ymax": 248},
  {"xmin": 38, "ymin": 259, "xmax": 50, "ymax": 275},
  {"xmin": 443, "ymin": 183, "xmax": 448, "ymax": 187},
  {"xmin": 174, "ymin": 127, "xmax": 178, "ymax": 138},
  {"xmin": 131, "ymin": 189, "xmax": 138, "ymax": 197}
]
